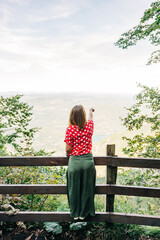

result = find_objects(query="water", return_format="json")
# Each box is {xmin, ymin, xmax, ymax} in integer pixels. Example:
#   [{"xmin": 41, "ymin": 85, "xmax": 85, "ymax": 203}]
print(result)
[{"xmin": 92, "ymin": 135, "xmax": 109, "ymax": 143}]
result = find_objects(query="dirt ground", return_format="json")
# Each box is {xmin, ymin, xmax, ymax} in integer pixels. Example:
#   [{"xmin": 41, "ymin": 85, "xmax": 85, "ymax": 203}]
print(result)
[
  {"xmin": 1, "ymin": 227, "xmax": 90, "ymax": 240},
  {"xmin": 0, "ymin": 227, "xmax": 159, "ymax": 240}
]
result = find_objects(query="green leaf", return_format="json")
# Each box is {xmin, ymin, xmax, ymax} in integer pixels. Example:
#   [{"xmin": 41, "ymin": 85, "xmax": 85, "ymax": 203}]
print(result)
[
  {"xmin": 69, "ymin": 222, "xmax": 88, "ymax": 231},
  {"xmin": 43, "ymin": 222, "xmax": 63, "ymax": 235}
]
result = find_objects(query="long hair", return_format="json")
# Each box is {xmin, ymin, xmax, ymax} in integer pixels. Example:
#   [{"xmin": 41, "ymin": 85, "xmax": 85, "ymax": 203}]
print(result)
[{"xmin": 69, "ymin": 105, "xmax": 87, "ymax": 129}]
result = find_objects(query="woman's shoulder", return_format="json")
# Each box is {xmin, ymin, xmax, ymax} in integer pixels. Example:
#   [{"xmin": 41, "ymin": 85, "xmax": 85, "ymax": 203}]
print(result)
[{"xmin": 66, "ymin": 125, "xmax": 77, "ymax": 132}]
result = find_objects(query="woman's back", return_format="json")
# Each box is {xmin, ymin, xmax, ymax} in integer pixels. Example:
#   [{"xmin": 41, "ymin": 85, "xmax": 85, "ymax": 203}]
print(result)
[
  {"xmin": 64, "ymin": 119, "xmax": 94, "ymax": 156},
  {"xmin": 65, "ymin": 105, "xmax": 96, "ymax": 220}
]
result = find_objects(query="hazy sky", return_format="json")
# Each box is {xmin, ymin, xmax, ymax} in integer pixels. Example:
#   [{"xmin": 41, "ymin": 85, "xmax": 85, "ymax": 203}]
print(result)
[{"xmin": 0, "ymin": 0, "xmax": 159, "ymax": 94}]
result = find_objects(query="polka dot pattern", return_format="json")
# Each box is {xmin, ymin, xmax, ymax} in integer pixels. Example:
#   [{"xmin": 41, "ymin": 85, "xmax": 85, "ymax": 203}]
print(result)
[{"xmin": 64, "ymin": 119, "xmax": 94, "ymax": 156}]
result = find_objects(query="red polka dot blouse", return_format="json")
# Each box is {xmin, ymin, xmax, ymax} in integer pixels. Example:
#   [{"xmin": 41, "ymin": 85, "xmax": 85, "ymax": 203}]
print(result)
[{"xmin": 64, "ymin": 119, "xmax": 94, "ymax": 156}]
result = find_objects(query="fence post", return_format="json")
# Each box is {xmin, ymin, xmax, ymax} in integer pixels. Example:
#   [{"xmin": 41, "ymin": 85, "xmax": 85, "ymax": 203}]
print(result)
[
  {"xmin": 106, "ymin": 144, "xmax": 117, "ymax": 215},
  {"xmin": 0, "ymin": 178, "xmax": 3, "ymax": 203}
]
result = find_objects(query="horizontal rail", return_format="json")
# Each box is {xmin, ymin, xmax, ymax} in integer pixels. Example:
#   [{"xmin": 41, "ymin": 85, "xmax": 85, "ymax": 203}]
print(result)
[
  {"xmin": 1, "ymin": 184, "xmax": 160, "ymax": 198},
  {"xmin": 0, "ymin": 211, "xmax": 160, "ymax": 226},
  {"xmin": 0, "ymin": 156, "xmax": 160, "ymax": 168}
]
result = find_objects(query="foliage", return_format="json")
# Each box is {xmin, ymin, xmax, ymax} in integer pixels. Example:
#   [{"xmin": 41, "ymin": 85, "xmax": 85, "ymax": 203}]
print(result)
[
  {"xmin": 115, "ymin": 0, "xmax": 160, "ymax": 65},
  {"xmin": 0, "ymin": 94, "xmax": 66, "ymax": 221},
  {"xmin": 142, "ymin": 226, "xmax": 160, "ymax": 238},
  {"xmin": 43, "ymin": 222, "xmax": 63, "ymax": 235},
  {"xmin": 0, "ymin": 94, "xmax": 38, "ymax": 156},
  {"xmin": 69, "ymin": 222, "xmax": 88, "ymax": 231},
  {"xmin": 115, "ymin": 194, "xmax": 160, "ymax": 216},
  {"xmin": 118, "ymin": 168, "xmax": 160, "ymax": 188},
  {"xmin": 94, "ymin": 195, "xmax": 105, "ymax": 212},
  {"xmin": 103, "ymin": 223, "xmax": 143, "ymax": 240},
  {"xmin": 2, "ymin": 221, "xmax": 160, "ymax": 239},
  {"xmin": 118, "ymin": 84, "xmax": 160, "ymax": 218},
  {"xmin": 84, "ymin": 222, "xmax": 143, "ymax": 240},
  {"xmin": 121, "ymin": 84, "xmax": 160, "ymax": 158}
]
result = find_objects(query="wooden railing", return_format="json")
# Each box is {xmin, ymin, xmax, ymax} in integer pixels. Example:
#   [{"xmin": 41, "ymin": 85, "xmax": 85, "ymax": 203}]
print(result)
[{"xmin": 0, "ymin": 144, "xmax": 160, "ymax": 226}]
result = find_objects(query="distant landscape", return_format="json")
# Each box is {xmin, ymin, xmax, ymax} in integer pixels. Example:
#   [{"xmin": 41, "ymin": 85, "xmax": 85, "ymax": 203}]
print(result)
[
  {"xmin": 2, "ymin": 92, "xmax": 150, "ymax": 164},
  {"xmin": 17, "ymin": 92, "xmax": 138, "ymax": 158}
]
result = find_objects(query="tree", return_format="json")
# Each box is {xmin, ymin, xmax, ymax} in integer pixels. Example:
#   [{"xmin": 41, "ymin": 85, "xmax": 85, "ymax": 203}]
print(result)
[
  {"xmin": 121, "ymin": 84, "xmax": 160, "ymax": 158},
  {"xmin": 0, "ymin": 94, "xmax": 55, "ymax": 156},
  {"xmin": 0, "ymin": 94, "xmax": 66, "ymax": 219},
  {"xmin": 0, "ymin": 94, "xmax": 39, "ymax": 156},
  {"xmin": 120, "ymin": 84, "xmax": 160, "ymax": 188},
  {"xmin": 115, "ymin": 0, "xmax": 160, "ymax": 65}
]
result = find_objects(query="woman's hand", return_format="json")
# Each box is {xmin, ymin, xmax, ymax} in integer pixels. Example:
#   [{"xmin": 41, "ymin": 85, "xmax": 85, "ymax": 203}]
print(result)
[
  {"xmin": 65, "ymin": 144, "xmax": 72, "ymax": 156},
  {"xmin": 89, "ymin": 108, "xmax": 95, "ymax": 113}
]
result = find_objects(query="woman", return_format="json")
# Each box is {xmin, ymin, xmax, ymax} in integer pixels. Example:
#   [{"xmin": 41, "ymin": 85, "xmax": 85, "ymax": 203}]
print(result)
[{"xmin": 64, "ymin": 105, "xmax": 96, "ymax": 220}]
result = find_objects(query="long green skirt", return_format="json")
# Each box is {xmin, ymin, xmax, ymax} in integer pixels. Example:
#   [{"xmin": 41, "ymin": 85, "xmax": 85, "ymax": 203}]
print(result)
[{"xmin": 66, "ymin": 153, "xmax": 96, "ymax": 218}]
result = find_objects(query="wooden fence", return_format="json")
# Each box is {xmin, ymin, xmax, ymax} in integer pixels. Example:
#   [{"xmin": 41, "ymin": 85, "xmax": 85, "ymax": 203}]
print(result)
[{"xmin": 0, "ymin": 144, "xmax": 160, "ymax": 226}]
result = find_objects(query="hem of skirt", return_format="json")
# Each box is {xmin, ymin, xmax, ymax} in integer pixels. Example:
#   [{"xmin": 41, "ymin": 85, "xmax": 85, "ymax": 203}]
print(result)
[
  {"xmin": 85, "ymin": 213, "xmax": 95, "ymax": 217},
  {"xmin": 70, "ymin": 214, "xmax": 79, "ymax": 218},
  {"xmin": 70, "ymin": 213, "xmax": 95, "ymax": 219}
]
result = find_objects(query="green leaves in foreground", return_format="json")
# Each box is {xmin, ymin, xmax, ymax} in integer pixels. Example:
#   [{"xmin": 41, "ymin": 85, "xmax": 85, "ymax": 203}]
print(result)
[
  {"xmin": 43, "ymin": 222, "xmax": 62, "ymax": 235},
  {"xmin": 142, "ymin": 226, "xmax": 160, "ymax": 238},
  {"xmin": 69, "ymin": 222, "xmax": 88, "ymax": 231},
  {"xmin": 43, "ymin": 222, "xmax": 88, "ymax": 235}
]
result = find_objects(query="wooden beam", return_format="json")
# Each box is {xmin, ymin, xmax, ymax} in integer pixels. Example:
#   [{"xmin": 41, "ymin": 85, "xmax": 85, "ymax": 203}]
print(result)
[
  {"xmin": 0, "ymin": 156, "xmax": 160, "ymax": 168},
  {"xmin": 109, "ymin": 185, "xmax": 160, "ymax": 198},
  {"xmin": 0, "ymin": 184, "xmax": 67, "ymax": 194},
  {"xmin": 0, "ymin": 178, "xmax": 3, "ymax": 203},
  {"xmin": 0, "ymin": 211, "xmax": 160, "ymax": 226},
  {"xmin": 106, "ymin": 144, "xmax": 117, "ymax": 212},
  {"xmin": 0, "ymin": 156, "xmax": 68, "ymax": 166},
  {"xmin": 0, "ymin": 211, "xmax": 109, "ymax": 222},
  {"xmin": 0, "ymin": 184, "xmax": 160, "ymax": 198},
  {"xmin": 109, "ymin": 212, "xmax": 160, "ymax": 227},
  {"xmin": 110, "ymin": 156, "xmax": 160, "ymax": 169}
]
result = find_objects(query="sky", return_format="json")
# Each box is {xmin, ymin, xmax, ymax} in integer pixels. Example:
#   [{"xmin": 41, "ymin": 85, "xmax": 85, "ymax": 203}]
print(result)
[{"xmin": 0, "ymin": 0, "xmax": 159, "ymax": 94}]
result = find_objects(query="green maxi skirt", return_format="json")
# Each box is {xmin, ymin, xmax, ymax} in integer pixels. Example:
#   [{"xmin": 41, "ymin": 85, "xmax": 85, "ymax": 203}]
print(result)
[{"xmin": 66, "ymin": 153, "xmax": 96, "ymax": 219}]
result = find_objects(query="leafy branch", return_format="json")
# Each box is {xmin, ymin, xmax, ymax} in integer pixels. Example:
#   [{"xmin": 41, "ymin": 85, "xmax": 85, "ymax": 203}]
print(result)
[{"xmin": 115, "ymin": 0, "xmax": 160, "ymax": 64}]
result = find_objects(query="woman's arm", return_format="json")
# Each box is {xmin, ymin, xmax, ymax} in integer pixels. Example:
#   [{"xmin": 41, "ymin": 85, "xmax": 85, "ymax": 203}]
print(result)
[
  {"xmin": 65, "ymin": 143, "xmax": 72, "ymax": 155},
  {"xmin": 88, "ymin": 108, "xmax": 95, "ymax": 120}
]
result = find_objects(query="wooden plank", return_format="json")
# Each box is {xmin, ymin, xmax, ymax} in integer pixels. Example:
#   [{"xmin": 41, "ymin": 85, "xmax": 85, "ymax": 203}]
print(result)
[
  {"xmin": 97, "ymin": 185, "xmax": 160, "ymax": 198},
  {"xmin": 110, "ymin": 156, "xmax": 160, "ymax": 169},
  {"xmin": 0, "ymin": 156, "xmax": 160, "ymax": 168},
  {"xmin": 0, "ymin": 211, "xmax": 109, "ymax": 222},
  {"xmin": 0, "ymin": 184, "xmax": 160, "ymax": 198},
  {"xmin": 0, "ymin": 184, "xmax": 67, "ymax": 194},
  {"xmin": 0, "ymin": 178, "xmax": 3, "ymax": 203},
  {"xmin": 0, "ymin": 157, "xmax": 68, "ymax": 166},
  {"xmin": 107, "ymin": 145, "xmax": 116, "ymax": 157},
  {"xmin": 0, "ymin": 211, "xmax": 159, "ymax": 226},
  {"xmin": 106, "ymin": 144, "xmax": 117, "ymax": 212},
  {"xmin": 109, "ymin": 185, "xmax": 160, "ymax": 198},
  {"xmin": 109, "ymin": 212, "xmax": 160, "ymax": 227},
  {"xmin": 0, "ymin": 156, "xmax": 109, "ymax": 166}
]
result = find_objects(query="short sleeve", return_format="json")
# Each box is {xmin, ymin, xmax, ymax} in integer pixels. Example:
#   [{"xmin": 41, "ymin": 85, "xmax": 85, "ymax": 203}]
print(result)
[{"xmin": 64, "ymin": 127, "xmax": 73, "ymax": 146}]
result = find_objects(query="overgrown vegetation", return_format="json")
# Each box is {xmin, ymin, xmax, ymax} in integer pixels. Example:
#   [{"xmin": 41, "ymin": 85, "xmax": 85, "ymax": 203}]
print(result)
[{"xmin": 1, "ymin": 222, "xmax": 160, "ymax": 239}]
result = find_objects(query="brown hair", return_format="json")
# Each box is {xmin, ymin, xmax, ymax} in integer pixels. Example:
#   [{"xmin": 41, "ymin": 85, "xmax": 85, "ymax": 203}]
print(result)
[{"xmin": 69, "ymin": 105, "xmax": 87, "ymax": 129}]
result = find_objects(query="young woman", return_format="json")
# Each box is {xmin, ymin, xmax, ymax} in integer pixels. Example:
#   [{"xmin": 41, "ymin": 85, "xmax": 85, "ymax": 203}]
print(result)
[{"xmin": 64, "ymin": 105, "xmax": 96, "ymax": 220}]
